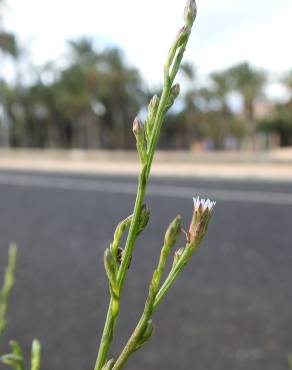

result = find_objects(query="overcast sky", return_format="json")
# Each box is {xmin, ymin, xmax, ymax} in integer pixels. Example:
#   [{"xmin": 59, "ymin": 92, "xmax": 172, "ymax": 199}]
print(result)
[{"xmin": 4, "ymin": 0, "xmax": 292, "ymax": 94}]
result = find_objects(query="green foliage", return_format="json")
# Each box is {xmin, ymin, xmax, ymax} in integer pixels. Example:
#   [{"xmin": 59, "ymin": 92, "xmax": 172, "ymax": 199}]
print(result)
[
  {"xmin": 1, "ymin": 341, "xmax": 24, "ymax": 370},
  {"xmin": 1, "ymin": 339, "xmax": 42, "ymax": 370}
]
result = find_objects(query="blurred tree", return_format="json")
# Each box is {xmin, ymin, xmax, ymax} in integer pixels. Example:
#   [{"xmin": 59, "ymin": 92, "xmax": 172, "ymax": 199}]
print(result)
[
  {"xmin": 209, "ymin": 71, "xmax": 230, "ymax": 111},
  {"xmin": 282, "ymin": 70, "xmax": 292, "ymax": 101},
  {"xmin": 0, "ymin": 2, "xmax": 288, "ymax": 152},
  {"xmin": 226, "ymin": 62, "xmax": 266, "ymax": 148},
  {"xmin": 0, "ymin": 0, "xmax": 21, "ymax": 146},
  {"xmin": 258, "ymin": 101, "xmax": 292, "ymax": 147},
  {"xmin": 23, "ymin": 38, "xmax": 146, "ymax": 149},
  {"xmin": 96, "ymin": 47, "xmax": 145, "ymax": 148}
]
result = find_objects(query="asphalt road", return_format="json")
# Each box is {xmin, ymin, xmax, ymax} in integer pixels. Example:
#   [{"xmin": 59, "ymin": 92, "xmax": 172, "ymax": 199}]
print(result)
[{"xmin": 0, "ymin": 171, "xmax": 291, "ymax": 370}]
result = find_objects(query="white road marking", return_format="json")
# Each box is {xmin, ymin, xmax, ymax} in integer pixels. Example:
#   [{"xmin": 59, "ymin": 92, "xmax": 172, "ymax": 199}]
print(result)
[{"xmin": 0, "ymin": 173, "xmax": 292, "ymax": 206}]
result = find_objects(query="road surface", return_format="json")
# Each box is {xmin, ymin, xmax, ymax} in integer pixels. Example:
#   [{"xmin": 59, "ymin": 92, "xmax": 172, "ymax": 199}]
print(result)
[{"xmin": 0, "ymin": 171, "xmax": 291, "ymax": 370}]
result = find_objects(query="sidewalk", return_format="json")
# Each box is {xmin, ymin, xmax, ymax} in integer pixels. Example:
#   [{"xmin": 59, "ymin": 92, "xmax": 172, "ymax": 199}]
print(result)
[{"xmin": 0, "ymin": 149, "xmax": 292, "ymax": 181}]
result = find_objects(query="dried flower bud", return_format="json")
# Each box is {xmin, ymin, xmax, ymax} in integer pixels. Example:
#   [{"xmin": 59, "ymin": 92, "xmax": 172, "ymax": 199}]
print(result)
[
  {"xmin": 164, "ymin": 215, "xmax": 182, "ymax": 246},
  {"xmin": 188, "ymin": 197, "xmax": 216, "ymax": 244},
  {"xmin": 132, "ymin": 117, "xmax": 144, "ymax": 135},
  {"xmin": 184, "ymin": 0, "xmax": 197, "ymax": 27}
]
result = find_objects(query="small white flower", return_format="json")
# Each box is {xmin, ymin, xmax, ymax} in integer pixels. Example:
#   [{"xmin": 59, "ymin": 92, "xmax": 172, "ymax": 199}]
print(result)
[
  {"xmin": 193, "ymin": 197, "xmax": 216, "ymax": 212},
  {"xmin": 188, "ymin": 197, "xmax": 216, "ymax": 244}
]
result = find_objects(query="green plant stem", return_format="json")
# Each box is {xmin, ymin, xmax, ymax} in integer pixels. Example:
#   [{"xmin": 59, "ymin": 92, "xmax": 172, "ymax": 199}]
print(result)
[
  {"xmin": 94, "ymin": 18, "xmax": 192, "ymax": 370},
  {"xmin": 154, "ymin": 241, "xmax": 199, "ymax": 309},
  {"xmin": 94, "ymin": 301, "xmax": 115, "ymax": 369},
  {"xmin": 0, "ymin": 244, "xmax": 17, "ymax": 339},
  {"xmin": 112, "ymin": 312, "xmax": 149, "ymax": 370}
]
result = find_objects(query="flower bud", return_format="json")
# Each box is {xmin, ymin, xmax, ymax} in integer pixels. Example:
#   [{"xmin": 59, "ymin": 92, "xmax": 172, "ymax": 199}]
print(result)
[
  {"xmin": 165, "ymin": 84, "xmax": 181, "ymax": 111},
  {"xmin": 145, "ymin": 95, "xmax": 160, "ymax": 138},
  {"xmin": 188, "ymin": 197, "xmax": 216, "ymax": 245},
  {"xmin": 173, "ymin": 247, "xmax": 184, "ymax": 267},
  {"xmin": 31, "ymin": 339, "xmax": 41, "ymax": 370},
  {"xmin": 171, "ymin": 83, "xmax": 180, "ymax": 99},
  {"xmin": 164, "ymin": 215, "xmax": 182, "ymax": 246},
  {"xmin": 184, "ymin": 0, "xmax": 197, "ymax": 27},
  {"xmin": 137, "ymin": 204, "xmax": 151, "ymax": 235},
  {"xmin": 149, "ymin": 95, "xmax": 159, "ymax": 115},
  {"xmin": 132, "ymin": 117, "xmax": 147, "ymax": 164},
  {"xmin": 132, "ymin": 117, "xmax": 144, "ymax": 135},
  {"xmin": 136, "ymin": 319, "xmax": 154, "ymax": 350},
  {"xmin": 176, "ymin": 26, "xmax": 189, "ymax": 46},
  {"xmin": 104, "ymin": 248, "xmax": 119, "ymax": 297}
]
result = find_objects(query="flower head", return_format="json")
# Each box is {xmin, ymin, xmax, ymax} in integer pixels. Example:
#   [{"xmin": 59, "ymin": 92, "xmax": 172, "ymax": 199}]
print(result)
[
  {"xmin": 188, "ymin": 197, "xmax": 216, "ymax": 244},
  {"xmin": 193, "ymin": 197, "xmax": 216, "ymax": 212}
]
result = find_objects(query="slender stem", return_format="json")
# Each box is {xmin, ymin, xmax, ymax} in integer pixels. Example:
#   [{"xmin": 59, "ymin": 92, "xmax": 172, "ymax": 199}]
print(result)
[
  {"xmin": 154, "ymin": 240, "xmax": 200, "ymax": 309},
  {"xmin": 112, "ymin": 313, "xmax": 148, "ymax": 370},
  {"xmin": 0, "ymin": 244, "xmax": 17, "ymax": 339},
  {"xmin": 153, "ymin": 262, "xmax": 184, "ymax": 309},
  {"xmin": 117, "ymin": 166, "xmax": 147, "ymax": 285},
  {"xmin": 94, "ymin": 301, "xmax": 115, "ymax": 370}
]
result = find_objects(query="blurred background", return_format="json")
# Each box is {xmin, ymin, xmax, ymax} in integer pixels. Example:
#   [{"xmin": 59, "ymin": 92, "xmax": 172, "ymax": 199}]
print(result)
[
  {"xmin": 0, "ymin": 0, "xmax": 292, "ymax": 151},
  {"xmin": 0, "ymin": 0, "xmax": 292, "ymax": 370}
]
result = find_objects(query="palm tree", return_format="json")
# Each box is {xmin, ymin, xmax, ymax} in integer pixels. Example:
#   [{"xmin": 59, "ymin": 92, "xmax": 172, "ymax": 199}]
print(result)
[
  {"xmin": 226, "ymin": 62, "xmax": 266, "ymax": 149},
  {"xmin": 0, "ymin": 0, "xmax": 20, "ymax": 147},
  {"xmin": 210, "ymin": 71, "xmax": 230, "ymax": 112}
]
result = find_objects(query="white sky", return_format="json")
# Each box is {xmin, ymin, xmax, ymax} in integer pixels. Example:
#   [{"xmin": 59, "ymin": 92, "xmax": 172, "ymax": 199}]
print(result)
[{"xmin": 3, "ymin": 0, "xmax": 292, "ymax": 96}]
